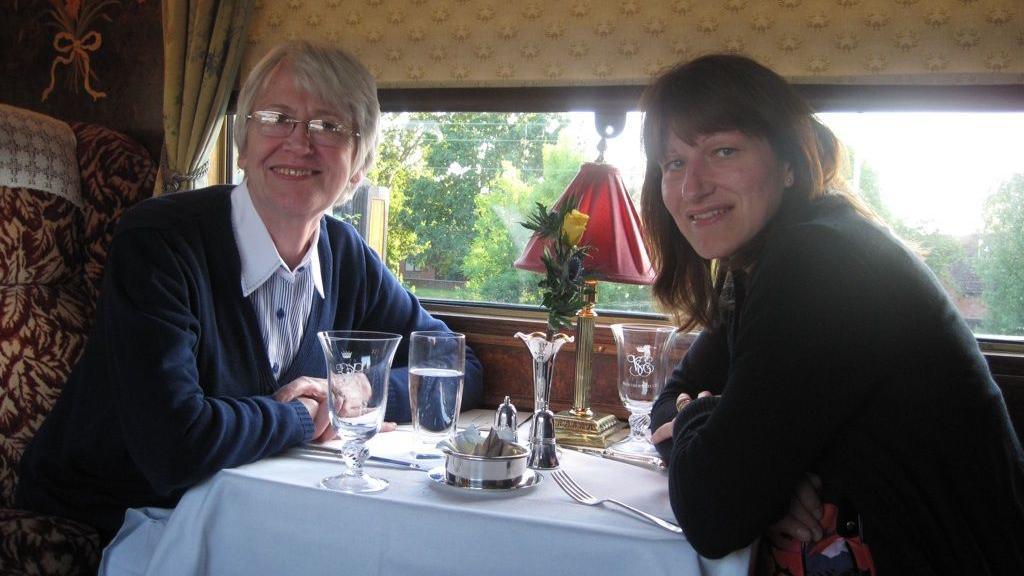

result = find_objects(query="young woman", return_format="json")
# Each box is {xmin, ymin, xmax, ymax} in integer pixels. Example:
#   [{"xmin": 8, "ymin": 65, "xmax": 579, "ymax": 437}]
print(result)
[{"xmin": 643, "ymin": 54, "xmax": 1024, "ymax": 574}]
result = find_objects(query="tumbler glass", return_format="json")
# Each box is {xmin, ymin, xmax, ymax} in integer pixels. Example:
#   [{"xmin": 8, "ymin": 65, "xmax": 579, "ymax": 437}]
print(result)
[{"xmin": 408, "ymin": 331, "xmax": 465, "ymax": 460}]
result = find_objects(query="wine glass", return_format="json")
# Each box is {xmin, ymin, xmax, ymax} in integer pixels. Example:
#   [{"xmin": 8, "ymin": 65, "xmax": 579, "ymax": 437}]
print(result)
[
  {"xmin": 609, "ymin": 324, "xmax": 678, "ymax": 458},
  {"xmin": 317, "ymin": 330, "xmax": 402, "ymax": 494},
  {"xmin": 661, "ymin": 329, "xmax": 697, "ymax": 388}
]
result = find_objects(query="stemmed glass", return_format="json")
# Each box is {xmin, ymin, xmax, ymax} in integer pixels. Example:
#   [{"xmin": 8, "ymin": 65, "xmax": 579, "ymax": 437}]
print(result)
[
  {"xmin": 661, "ymin": 329, "xmax": 697, "ymax": 389},
  {"xmin": 609, "ymin": 324, "xmax": 678, "ymax": 457},
  {"xmin": 317, "ymin": 330, "xmax": 402, "ymax": 494}
]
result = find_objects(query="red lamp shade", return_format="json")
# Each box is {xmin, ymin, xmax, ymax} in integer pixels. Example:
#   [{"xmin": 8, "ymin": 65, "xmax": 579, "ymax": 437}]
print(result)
[{"xmin": 514, "ymin": 162, "xmax": 655, "ymax": 285}]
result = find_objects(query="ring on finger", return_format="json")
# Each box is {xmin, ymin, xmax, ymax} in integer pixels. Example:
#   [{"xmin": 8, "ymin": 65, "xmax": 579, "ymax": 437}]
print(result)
[{"xmin": 676, "ymin": 395, "xmax": 692, "ymax": 411}]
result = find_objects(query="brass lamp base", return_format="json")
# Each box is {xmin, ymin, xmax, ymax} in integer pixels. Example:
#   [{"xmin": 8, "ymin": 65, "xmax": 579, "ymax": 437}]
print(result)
[{"xmin": 554, "ymin": 409, "xmax": 625, "ymax": 448}]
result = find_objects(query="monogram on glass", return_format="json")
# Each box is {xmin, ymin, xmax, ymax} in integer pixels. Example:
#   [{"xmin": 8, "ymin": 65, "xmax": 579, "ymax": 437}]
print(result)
[
  {"xmin": 609, "ymin": 324, "xmax": 678, "ymax": 458},
  {"xmin": 408, "ymin": 331, "xmax": 465, "ymax": 460},
  {"xmin": 317, "ymin": 330, "xmax": 402, "ymax": 493}
]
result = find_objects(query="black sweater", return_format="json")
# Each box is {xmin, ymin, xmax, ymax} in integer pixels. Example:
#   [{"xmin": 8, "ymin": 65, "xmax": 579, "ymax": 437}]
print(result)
[{"xmin": 651, "ymin": 196, "xmax": 1024, "ymax": 574}]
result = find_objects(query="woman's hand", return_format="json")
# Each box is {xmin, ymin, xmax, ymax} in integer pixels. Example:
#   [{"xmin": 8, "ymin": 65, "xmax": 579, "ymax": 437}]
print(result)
[
  {"xmin": 274, "ymin": 376, "xmax": 326, "ymax": 403},
  {"xmin": 278, "ymin": 377, "xmax": 395, "ymax": 441},
  {"xmin": 277, "ymin": 377, "xmax": 332, "ymax": 440},
  {"xmin": 305, "ymin": 403, "xmax": 398, "ymax": 443},
  {"xmin": 767, "ymin": 473, "xmax": 824, "ymax": 546},
  {"xmin": 651, "ymin": 391, "xmax": 714, "ymax": 444},
  {"xmin": 328, "ymin": 373, "xmax": 372, "ymax": 417},
  {"xmin": 651, "ymin": 421, "xmax": 674, "ymax": 444},
  {"xmin": 295, "ymin": 396, "xmax": 333, "ymax": 442}
]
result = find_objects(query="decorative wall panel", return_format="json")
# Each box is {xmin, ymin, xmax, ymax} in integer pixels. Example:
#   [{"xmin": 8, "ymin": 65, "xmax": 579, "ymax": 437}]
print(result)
[
  {"xmin": 0, "ymin": 1, "xmax": 165, "ymax": 160},
  {"xmin": 243, "ymin": 0, "xmax": 1023, "ymax": 88}
]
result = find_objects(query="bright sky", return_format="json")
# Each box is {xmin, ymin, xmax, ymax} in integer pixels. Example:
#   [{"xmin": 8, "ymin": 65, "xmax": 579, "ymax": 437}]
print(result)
[
  {"xmin": 821, "ymin": 112, "xmax": 1024, "ymax": 237},
  {"xmin": 578, "ymin": 111, "xmax": 1024, "ymax": 238}
]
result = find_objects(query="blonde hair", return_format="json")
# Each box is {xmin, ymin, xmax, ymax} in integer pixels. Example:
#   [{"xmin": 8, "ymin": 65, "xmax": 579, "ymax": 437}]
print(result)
[{"xmin": 233, "ymin": 41, "xmax": 380, "ymax": 200}]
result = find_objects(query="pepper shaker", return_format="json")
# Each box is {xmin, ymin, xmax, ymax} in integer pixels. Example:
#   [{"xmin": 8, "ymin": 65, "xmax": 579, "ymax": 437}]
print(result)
[
  {"xmin": 527, "ymin": 408, "xmax": 559, "ymax": 470},
  {"xmin": 493, "ymin": 395, "xmax": 518, "ymax": 443}
]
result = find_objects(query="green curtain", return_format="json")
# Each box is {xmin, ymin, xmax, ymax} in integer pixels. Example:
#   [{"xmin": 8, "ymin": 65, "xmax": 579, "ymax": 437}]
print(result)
[{"xmin": 158, "ymin": 0, "xmax": 254, "ymax": 194}]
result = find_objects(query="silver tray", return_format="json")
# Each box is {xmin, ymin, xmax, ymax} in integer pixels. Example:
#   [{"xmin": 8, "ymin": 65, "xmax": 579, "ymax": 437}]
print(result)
[{"xmin": 427, "ymin": 466, "xmax": 541, "ymax": 493}]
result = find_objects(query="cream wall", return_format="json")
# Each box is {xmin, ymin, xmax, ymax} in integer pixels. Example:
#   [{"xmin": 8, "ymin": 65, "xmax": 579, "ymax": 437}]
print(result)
[{"xmin": 242, "ymin": 0, "xmax": 1023, "ymax": 87}]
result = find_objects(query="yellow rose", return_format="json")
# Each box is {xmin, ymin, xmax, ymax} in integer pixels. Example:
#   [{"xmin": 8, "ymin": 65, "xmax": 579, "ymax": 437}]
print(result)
[{"xmin": 561, "ymin": 209, "xmax": 589, "ymax": 246}]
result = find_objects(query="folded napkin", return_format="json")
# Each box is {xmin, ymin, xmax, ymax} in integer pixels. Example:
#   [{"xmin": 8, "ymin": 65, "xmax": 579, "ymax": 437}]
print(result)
[{"xmin": 449, "ymin": 425, "xmax": 522, "ymax": 457}]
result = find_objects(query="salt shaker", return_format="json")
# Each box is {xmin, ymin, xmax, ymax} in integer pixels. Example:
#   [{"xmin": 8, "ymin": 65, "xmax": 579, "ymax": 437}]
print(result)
[{"xmin": 493, "ymin": 395, "xmax": 518, "ymax": 443}]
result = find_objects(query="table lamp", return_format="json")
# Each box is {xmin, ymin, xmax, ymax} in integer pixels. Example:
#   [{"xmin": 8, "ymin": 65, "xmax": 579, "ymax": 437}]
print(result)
[{"xmin": 514, "ymin": 115, "xmax": 655, "ymax": 447}]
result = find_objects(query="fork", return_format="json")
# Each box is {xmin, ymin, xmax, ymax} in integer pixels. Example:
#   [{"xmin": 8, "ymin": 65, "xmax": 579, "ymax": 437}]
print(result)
[{"xmin": 551, "ymin": 469, "xmax": 683, "ymax": 534}]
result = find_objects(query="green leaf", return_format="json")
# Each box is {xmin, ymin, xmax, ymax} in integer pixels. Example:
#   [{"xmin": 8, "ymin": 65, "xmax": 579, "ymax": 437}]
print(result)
[{"xmin": 520, "ymin": 196, "xmax": 589, "ymax": 333}]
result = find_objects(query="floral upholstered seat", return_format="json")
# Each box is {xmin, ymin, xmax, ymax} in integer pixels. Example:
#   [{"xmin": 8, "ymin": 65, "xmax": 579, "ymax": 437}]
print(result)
[{"xmin": 0, "ymin": 104, "xmax": 155, "ymax": 575}]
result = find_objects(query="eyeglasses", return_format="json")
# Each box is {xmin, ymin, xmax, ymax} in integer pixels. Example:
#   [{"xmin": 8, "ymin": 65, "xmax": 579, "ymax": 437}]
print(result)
[{"xmin": 245, "ymin": 110, "xmax": 360, "ymax": 148}]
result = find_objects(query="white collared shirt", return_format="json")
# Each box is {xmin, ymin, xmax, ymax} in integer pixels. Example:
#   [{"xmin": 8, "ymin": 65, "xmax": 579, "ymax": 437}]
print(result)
[{"xmin": 231, "ymin": 183, "xmax": 325, "ymax": 380}]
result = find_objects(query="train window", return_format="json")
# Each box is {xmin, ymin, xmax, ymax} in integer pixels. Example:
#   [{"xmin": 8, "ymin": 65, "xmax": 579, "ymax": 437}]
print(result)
[
  {"xmin": 226, "ymin": 111, "xmax": 656, "ymax": 314},
  {"xmin": 820, "ymin": 112, "xmax": 1024, "ymax": 340},
  {"xmin": 223, "ymin": 110, "xmax": 1024, "ymax": 339},
  {"xmin": 365, "ymin": 111, "xmax": 654, "ymax": 314}
]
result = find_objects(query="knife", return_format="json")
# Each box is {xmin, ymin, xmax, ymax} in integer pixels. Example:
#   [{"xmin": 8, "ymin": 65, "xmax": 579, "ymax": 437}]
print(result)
[
  {"xmin": 295, "ymin": 444, "xmax": 429, "ymax": 471},
  {"xmin": 560, "ymin": 445, "xmax": 666, "ymax": 471},
  {"xmin": 368, "ymin": 455, "xmax": 430, "ymax": 471}
]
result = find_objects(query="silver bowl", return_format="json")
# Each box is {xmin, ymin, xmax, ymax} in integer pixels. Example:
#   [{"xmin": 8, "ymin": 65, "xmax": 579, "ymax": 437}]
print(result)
[{"xmin": 441, "ymin": 443, "xmax": 528, "ymax": 489}]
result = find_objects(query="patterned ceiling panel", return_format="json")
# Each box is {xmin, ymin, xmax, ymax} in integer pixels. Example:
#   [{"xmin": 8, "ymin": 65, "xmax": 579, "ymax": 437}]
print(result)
[{"xmin": 242, "ymin": 0, "xmax": 1023, "ymax": 87}]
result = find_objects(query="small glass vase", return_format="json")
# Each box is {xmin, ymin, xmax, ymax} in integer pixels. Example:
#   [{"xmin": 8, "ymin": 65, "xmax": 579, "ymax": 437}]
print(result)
[{"xmin": 515, "ymin": 331, "xmax": 573, "ymax": 469}]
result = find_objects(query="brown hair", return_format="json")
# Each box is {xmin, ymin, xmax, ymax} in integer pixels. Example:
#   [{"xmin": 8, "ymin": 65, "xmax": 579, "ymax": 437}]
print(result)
[{"xmin": 640, "ymin": 54, "xmax": 876, "ymax": 331}]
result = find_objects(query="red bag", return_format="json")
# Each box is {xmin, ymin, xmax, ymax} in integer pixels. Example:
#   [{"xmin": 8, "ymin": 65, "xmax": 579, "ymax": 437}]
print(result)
[{"xmin": 756, "ymin": 503, "xmax": 875, "ymax": 576}]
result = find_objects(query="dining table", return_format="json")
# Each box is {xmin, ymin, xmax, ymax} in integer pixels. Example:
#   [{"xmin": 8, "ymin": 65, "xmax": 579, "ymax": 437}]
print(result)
[{"xmin": 100, "ymin": 411, "xmax": 753, "ymax": 576}]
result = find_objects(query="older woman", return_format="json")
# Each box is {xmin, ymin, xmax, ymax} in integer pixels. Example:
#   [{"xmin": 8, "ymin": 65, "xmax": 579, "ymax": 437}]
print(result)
[
  {"xmin": 16, "ymin": 41, "xmax": 482, "ymax": 542},
  {"xmin": 644, "ymin": 55, "xmax": 1024, "ymax": 574}
]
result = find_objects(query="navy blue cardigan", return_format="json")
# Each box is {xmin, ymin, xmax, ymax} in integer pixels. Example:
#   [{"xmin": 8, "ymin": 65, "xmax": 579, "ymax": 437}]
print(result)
[{"xmin": 16, "ymin": 186, "xmax": 482, "ymax": 537}]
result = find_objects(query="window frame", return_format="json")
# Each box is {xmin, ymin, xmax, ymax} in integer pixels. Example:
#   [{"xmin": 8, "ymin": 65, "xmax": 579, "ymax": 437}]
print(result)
[
  {"xmin": 378, "ymin": 84, "xmax": 1024, "ymax": 113},
  {"xmin": 225, "ymin": 83, "xmax": 1024, "ymax": 351}
]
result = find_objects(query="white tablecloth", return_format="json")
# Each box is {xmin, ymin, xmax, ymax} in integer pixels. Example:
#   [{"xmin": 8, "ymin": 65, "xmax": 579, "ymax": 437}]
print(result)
[{"xmin": 101, "ymin": 428, "xmax": 751, "ymax": 576}]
